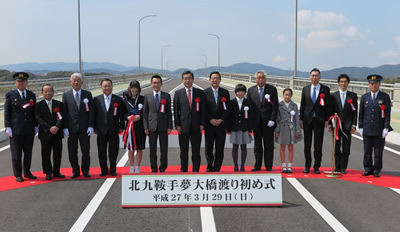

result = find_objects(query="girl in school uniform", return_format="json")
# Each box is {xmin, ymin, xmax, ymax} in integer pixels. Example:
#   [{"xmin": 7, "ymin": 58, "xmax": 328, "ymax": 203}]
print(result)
[
  {"xmin": 275, "ymin": 88, "xmax": 303, "ymax": 173},
  {"xmin": 227, "ymin": 84, "xmax": 253, "ymax": 172}
]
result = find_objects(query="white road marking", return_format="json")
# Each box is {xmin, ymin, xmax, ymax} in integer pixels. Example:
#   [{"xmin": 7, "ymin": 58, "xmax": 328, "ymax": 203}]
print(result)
[
  {"xmin": 352, "ymin": 134, "xmax": 400, "ymax": 156},
  {"xmin": 69, "ymin": 150, "xmax": 130, "ymax": 232},
  {"xmin": 200, "ymin": 207, "xmax": 217, "ymax": 232},
  {"xmin": 390, "ymin": 188, "xmax": 400, "ymax": 195},
  {"xmin": 287, "ymin": 178, "xmax": 349, "ymax": 232},
  {"xmin": 0, "ymin": 145, "xmax": 10, "ymax": 152}
]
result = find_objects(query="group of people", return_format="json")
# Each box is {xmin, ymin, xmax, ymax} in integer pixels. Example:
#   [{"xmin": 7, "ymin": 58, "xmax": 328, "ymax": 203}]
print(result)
[{"xmin": 4, "ymin": 68, "xmax": 392, "ymax": 182}]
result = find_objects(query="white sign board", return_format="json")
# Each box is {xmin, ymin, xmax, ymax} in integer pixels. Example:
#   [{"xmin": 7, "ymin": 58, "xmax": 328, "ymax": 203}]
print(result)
[{"xmin": 122, "ymin": 174, "xmax": 282, "ymax": 207}]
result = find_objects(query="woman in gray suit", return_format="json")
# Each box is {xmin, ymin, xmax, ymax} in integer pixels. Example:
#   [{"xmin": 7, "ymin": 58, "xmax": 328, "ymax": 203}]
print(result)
[{"xmin": 275, "ymin": 88, "xmax": 302, "ymax": 173}]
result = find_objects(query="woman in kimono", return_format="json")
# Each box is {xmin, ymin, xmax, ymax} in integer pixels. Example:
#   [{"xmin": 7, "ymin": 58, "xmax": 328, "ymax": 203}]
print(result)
[{"xmin": 275, "ymin": 88, "xmax": 303, "ymax": 173}]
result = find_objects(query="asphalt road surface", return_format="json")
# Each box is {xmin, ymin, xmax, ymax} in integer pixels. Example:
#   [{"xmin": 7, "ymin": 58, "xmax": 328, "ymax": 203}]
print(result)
[{"xmin": 0, "ymin": 77, "xmax": 399, "ymax": 232}]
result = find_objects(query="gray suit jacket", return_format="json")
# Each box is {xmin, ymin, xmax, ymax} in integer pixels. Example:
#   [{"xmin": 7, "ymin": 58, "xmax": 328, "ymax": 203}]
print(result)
[
  {"xmin": 143, "ymin": 91, "xmax": 172, "ymax": 132},
  {"xmin": 62, "ymin": 89, "xmax": 94, "ymax": 134}
]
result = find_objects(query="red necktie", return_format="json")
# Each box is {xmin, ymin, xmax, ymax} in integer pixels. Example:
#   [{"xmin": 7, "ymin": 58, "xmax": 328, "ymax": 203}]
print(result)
[{"xmin": 187, "ymin": 89, "xmax": 192, "ymax": 108}]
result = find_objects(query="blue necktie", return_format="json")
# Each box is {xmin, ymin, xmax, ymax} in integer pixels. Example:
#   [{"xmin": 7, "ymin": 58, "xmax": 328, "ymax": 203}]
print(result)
[
  {"xmin": 259, "ymin": 87, "xmax": 263, "ymax": 103},
  {"xmin": 155, "ymin": 93, "xmax": 160, "ymax": 109},
  {"xmin": 312, "ymin": 87, "xmax": 317, "ymax": 104},
  {"xmin": 341, "ymin": 92, "xmax": 345, "ymax": 108},
  {"xmin": 214, "ymin": 90, "xmax": 218, "ymax": 105}
]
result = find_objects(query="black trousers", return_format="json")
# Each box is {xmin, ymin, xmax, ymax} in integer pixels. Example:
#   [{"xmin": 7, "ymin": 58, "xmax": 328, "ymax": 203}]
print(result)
[
  {"xmin": 40, "ymin": 136, "xmax": 63, "ymax": 175},
  {"xmin": 68, "ymin": 132, "xmax": 90, "ymax": 174},
  {"xmin": 303, "ymin": 118, "xmax": 325, "ymax": 169},
  {"xmin": 10, "ymin": 134, "xmax": 34, "ymax": 177},
  {"xmin": 363, "ymin": 135, "xmax": 385, "ymax": 173},
  {"xmin": 178, "ymin": 126, "xmax": 202, "ymax": 172},
  {"xmin": 204, "ymin": 125, "xmax": 226, "ymax": 171},
  {"xmin": 97, "ymin": 133, "xmax": 119, "ymax": 174},
  {"xmin": 334, "ymin": 128, "xmax": 351, "ymax": 170},
  {"xmin": 253, "ymin": 122, "xmax": 275, "ymax": 170},
  {"xmin": 149, "ymin": 130, "xmax": 168, "ymax": 172}
]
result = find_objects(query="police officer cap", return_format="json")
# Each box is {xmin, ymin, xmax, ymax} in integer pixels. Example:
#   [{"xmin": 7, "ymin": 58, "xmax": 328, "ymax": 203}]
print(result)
[
  {"xmin": 13, "ymin": 72, "xmax": 29, "ymax": 81},
  {"xmin": 367, "ymin": 74, "xmax": 382, "ymax": 83}
]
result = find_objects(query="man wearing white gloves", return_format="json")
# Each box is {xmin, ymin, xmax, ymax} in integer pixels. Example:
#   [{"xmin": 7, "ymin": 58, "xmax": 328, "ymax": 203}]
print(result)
[
  {"xmin": 358, "ymin": 74, "xmax": 392, "ymax": 178},
  {"xmin": 247, "ymin": 70, "xmax": 278, "ymax": 171},
  {"xmin": 62, "ymin": 73, "xmax": 94, "ymax": 178},
  {"xmin": 4, "ymin": 72, "xmax": 38, "ymax": 182}
]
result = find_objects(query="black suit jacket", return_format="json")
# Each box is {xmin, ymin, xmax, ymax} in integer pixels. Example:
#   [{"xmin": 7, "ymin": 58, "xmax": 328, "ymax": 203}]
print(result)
[
  {"xmin": 173, "ymin": 87, "xmax": 206, "ymax": 134},
  {"xmin": 247, "ymin": 84, "xmax": 278, "ymax": 127},
  {"xmin": 62, "ymin": 89, "xmax": 94, "ymax": 134},
  {"xmin": 331, "ymin": 91, "xmax": 358, "ymax": 131},
  {"xmin": 143, "ymin": 91, "xmax": 173, "ymax": 132},
  {"xmin": 4, "ymin": 89, "xmax": 37, "ymax": 135},
  {"xmin": 35, "ymin": 99, "xmax": 64, "ymax": 140},
  {"xmin": 93, "ymin": 94, "xmax": 125, "ymax": 135},
  {"xmin": 203, "ymin": 87, "xmax": 230, "ymax": 129},
  {"xmin": 227, "ymin": 98, "xmax": 253, "ymax": 133},
  {"xmin": 358, "ymin": 91, "xmax": 393, "ymax": 136},
  {"xmin": 300, "ymin": 84, "xmax": 331, "ymax": 125}
]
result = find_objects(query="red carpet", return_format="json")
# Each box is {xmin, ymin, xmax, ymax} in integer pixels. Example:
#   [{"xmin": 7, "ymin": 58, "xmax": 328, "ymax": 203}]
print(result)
[{"xmin": 1, "ymin": 166, "xmax": 399, "ymax": 192}]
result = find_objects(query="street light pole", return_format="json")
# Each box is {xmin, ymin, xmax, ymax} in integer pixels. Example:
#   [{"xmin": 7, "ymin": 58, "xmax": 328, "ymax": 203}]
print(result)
[
  {"xmin": 208, "ymin": 33, "xmax": 220, "ymax": 72},
  {"xmin": 161, "ymin": 45, "xmax": 171, "ymax": 74},
  {"xmin": 200, "ymin": 54, "xmax": 207, "ymax": 76},
  {"xmin": 77, "ymin": 0, "xmax": 82, "ymax": 74},
  {"xmin": 138, "ymin": 14, "xmax": 157, "ymax": 73}
]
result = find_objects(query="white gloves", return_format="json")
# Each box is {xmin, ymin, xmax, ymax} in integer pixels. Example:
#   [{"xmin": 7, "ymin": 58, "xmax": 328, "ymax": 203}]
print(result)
[
  {"xmin": 63, "ymin": 128, "xmax": 69, "ymax": 137},
  {"xmin": 6, "ymin": 127, "xmax": 12, "ymax": 137},
  {"xmin": 382, "ymin": 128, "xmax": 389, "ymax": 138},
  {"xmin": 267, "ymin": 121, "xmax": 275, "ymax": 127},
  {"xmin": 87, "ymin": 127, "xmax": 94, "ymax": 136},
  {"xmin": 34, "ymin": 127, "xmax": 38, "ymax": 135},
  {"xmin": 359, "ymin": 128, "xmax": 363, "ymax": 137}
]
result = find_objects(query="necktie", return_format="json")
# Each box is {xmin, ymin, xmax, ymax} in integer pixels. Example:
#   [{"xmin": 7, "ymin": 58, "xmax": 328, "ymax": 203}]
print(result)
[
  {"xmin": 259, "ymin": 87, "xmax": 263, "ymax": 103},
  {"xmin": 187, "ymin": 89, "xmax": 192, "ymax": 108},
  {"xmin": 312, "ymin": 87, "xmax": 317, "ymax": 104},
  {"xmin": 214, "ymin": 90, "xmax": 218, "ymax": 105},
  {"xmin": 373, "ymin": 93, "xmax": 376, "ymax": 102},
  {"xmin": 48, "ymin": 101, "xmax": 52, "ymax": 113},
  {"xmin": 22, "ymin": 92, "xmax": 26, "ymax": 100},
  {"xmin": 75, "ymin": 92, "xmax": 80, "ymax": 109},
  {"xmin": 105, "ymin": 96, "xmax": 110, "ymax": 111},
  {"xmin": 155, "ymin": 93, "xmax": 160, "ymax": 110},
  {"xmin": 341, "ymin": 92, "xmax": 345, "ymax": 108}
]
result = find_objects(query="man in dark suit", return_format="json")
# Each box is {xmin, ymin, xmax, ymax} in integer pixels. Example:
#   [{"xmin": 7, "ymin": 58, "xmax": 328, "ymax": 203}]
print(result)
[
  {"xmin": 62, "ymin": 73, "xmax": 94, "ymax": 178},
  {"xmin": 203, "ymin": 71, "xmax": 230, "ymax": 172},
  {"xmin": 359, "ymin": 74, "xmax": 392, "ymax": 178},
  {"xmin": 35, "ymin": 84, "xmax": 65, "ymax": 180},
  {"xmin": 300, "ymin": 68, "xmax": 331, "ymax": 174},
  {"xmin": 329, "ymin": 74, "xmax": 358, "ymax": 174},
  {"xmin": 174, "ymin": 70, "xmax": 206, "ymax": 172},
  {"xmin": 247, "ymin": 70, "xmax": 278, "ymax": 171},
  {"xmin": 143, "ymin": 75, "xmax": 173, "ymax": 173},
  {"xmin": 4, "ymin": 72, "xmax": 38, "ymax": 182},
  {"xmin": 93, "ymin": 79, "xmax": 124, "ymax": 176}
]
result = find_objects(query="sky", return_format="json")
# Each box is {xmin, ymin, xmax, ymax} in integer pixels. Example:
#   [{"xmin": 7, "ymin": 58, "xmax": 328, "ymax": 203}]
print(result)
[{"xmin": 1, "ymin": 0, "xmax": 400, "ymax": 72}]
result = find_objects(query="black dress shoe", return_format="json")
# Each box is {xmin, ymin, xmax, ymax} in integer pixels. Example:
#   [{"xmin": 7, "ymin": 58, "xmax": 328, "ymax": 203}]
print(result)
[
  {"xmin": 180, "ymin": 170, "xmax": 188, "ymax": 172},
  {"xmin": 25, "ymin": 174, "xmax": 37, "ymax": 179},
  {"xmin": 251, "ymin": 168, "xmax": 260, "ymax": 171},
  {"xmin": 71, "ymin": 173, "xmax": 80, "ymax": 179},
  {"xmin": 373, "ymin": 172, "xmax": 380, "ymax": 178},
  {"xmin": 334, "ymin": 169, "xmax": 340, "ymax": 172},
  {"xmin": 110, "ymin": 172, "xmax": 117, "ymax": 176},
  {"xmin": 159, "ymin": 169, "xmax": 165, "ymax": 173},
  {"xmin": 99, "ymin": 173, "xmax": 108, "ymax": 177},
  {"xmin": 206, "ymin": 168, "xmax": 213, "ymax": 172},
  {"xmin": 362, "ymin": 172, "xmax": 373, "ymax": 176},
  {"xmin": 340, "ymin": 169, "xmax": 347, "ymax": 174},
  {"xmin": 266, "ymin": 168, "xmax": 273, "ymax": 171},
  {"xmin": 53, "ymin": 173, "xmax": 65, "ymax": 178},
  {"xmin": 83, "ymin": 173, "xmax": 91, "ymax": 177},
  {"xmin": 303, "ymin": 168, "xmax": 310, "ymax": 174},
  {"xmin": 16, "ymin": 177, "xmax": 24, "ymax": 182},
  {"xmin": 46, "ymin": 174, "xmax": 52, "ymax": 180},
  {"xmin": 314, "ymin": 169, "xmax": 321, "ymax": 174},
  {"xmin": 151, "ymin": 170, "xmax": 158, "ymax": 173}
]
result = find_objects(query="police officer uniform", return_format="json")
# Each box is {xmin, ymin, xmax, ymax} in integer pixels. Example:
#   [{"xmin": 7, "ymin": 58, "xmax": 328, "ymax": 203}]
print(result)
[
  {"xmin": 358, "ymin": 74, "xmax": 392, "ymax": 177},
  {"xmin": 4, "ymin": 72, "xmax": 38, "ymax": 182}
]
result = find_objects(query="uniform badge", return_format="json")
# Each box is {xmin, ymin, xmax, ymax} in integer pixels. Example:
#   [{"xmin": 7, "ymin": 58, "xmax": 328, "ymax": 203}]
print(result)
[
  {"xmin": 378, "ymin": 101, "xmax": 383, "ymax": 104},
  {"xmin": 365, "ymin": 101, "xmax": 368, "ymax": 104},
  {"xmin": 29, "ymin": 99, "xmax": 33, "ymax": 102},
  {"xmin": 14, "ymin": 99, "xmax": 17, "ymax": 101}
]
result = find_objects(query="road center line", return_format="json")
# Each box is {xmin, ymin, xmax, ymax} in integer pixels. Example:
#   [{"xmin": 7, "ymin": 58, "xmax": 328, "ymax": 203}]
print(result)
[
  {"xmin": 200, "ymin": 207, "xmax": 217, "ymax": 232},
  {"xmin": 69, "ymin": 150, "xmax": 130, "ymax": 232},
  {"xmin": 287, "ymin": 178, "xmax": 348, "ymax": 232}
]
